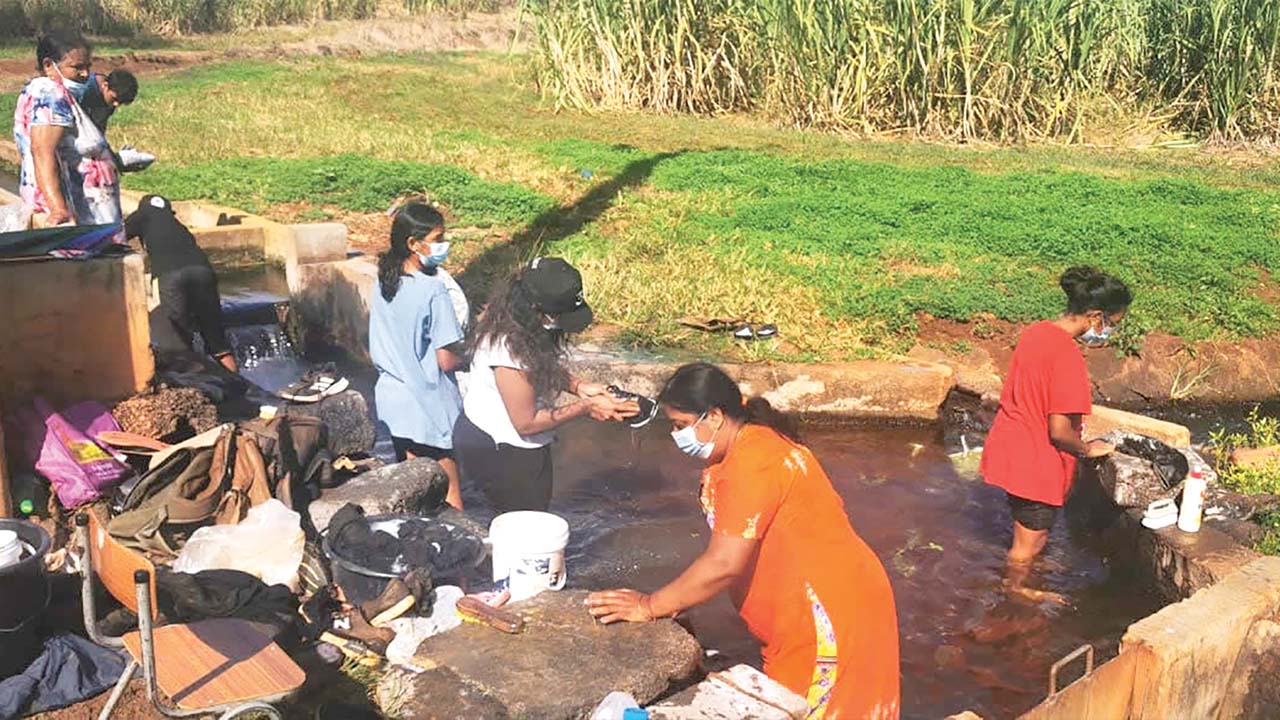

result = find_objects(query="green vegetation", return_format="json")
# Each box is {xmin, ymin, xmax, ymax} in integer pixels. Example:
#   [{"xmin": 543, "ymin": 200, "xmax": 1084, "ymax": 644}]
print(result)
[
  {"xmin": 1212, "ymin": 409, "xmax": 1280, "ymax": 496},
  {"xmin": 130, "ymin": 154, "xmax": 554, "ymax": 226},
  {"xmin": 526, "ymin": 0, "xmax": 1280, "ymax": 142},
  {"xmin": 1256, "ymin": 511, "xmax": 1280, "ymax": 557},
  {"xmin": 6, "ymin": 52, "xmax": 1280, "ymax": 359}
]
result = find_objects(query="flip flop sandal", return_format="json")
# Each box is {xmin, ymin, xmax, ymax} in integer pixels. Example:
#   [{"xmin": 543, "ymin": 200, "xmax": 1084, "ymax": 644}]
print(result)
[
  {"xmin": 96, "ymin": 430, "xmax": 170, "ymax": 453},
  {"xmin": 734, "ymin": 323, "xmax": 780, "ymax": 341},
  {"xmin": 678, "ymin": 317, "xmax": 744, "ymax": 333}
]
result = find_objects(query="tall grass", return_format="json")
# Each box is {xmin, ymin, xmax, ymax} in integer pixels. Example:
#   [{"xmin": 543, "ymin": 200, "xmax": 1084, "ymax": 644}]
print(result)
[{"xmin": 526, "ymin": 0, "xmax": 1280, "ymax": 142}]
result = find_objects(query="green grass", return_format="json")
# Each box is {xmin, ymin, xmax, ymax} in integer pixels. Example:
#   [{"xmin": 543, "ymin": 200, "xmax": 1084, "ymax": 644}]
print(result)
[
  {"xmin": 7, "ymin": 51, "xmax": 1280, "ymax": 359},
  {"xmin": 128, "ymin": 154, "xmax": 553, "ymax": 225}
]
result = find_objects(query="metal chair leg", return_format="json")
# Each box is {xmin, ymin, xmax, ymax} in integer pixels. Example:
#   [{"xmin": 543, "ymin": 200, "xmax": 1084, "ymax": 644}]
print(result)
[
  {"xmin": 97, "ymin": 659, "xmax": 138, "ymax": 720},
  {"xmin": 217, "ymin": 702, "xmax": 283, "ymax": 719}
]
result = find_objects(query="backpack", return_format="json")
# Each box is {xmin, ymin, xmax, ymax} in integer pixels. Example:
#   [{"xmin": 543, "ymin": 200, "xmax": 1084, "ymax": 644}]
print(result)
[{"xmin": 238, "ymin": 413, "xmax": 331, "ymax": 513}]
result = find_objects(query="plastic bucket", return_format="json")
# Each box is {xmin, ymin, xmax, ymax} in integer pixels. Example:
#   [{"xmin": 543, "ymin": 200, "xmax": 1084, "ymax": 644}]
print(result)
[
  {"xmin": 489, "ymin": 511, "xmax": 569, "ymax": 601},
  {"xmin": 0, "ymin": 519, "xmax": 51, "ymax": 678}
]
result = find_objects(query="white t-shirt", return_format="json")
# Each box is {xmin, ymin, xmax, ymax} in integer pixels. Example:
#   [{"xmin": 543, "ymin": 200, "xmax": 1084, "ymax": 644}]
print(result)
[
  {"xmin": 436, "ymin": 268, "xmax": 470, "ymax": 330},
  {"xmin": 463, "ymin": 337, "xmax": 555, "ymax": 449}
]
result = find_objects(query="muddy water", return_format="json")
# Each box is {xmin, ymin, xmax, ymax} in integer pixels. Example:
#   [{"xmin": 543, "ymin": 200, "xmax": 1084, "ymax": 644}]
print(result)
[{"xmin": 515, "ymin": 420, "xmax": 1164, "ymax": 720}]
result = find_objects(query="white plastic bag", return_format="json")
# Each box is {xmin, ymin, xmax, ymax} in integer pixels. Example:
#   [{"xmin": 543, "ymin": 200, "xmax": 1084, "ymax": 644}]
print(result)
[
  {"xmin": 172, "ymin": 500, "xmax": 305, "ymax": 589},
  {"xmin": 590, "ymin": 692, "xmax": 640, "ymax": 720},
  {"xmin": 0, "ymin": 202, "xmax": 31, "ymax": 233}
]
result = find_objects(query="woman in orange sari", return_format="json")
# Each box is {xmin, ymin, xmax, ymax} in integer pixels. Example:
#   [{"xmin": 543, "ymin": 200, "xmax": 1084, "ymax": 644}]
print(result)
[{"xmin": 587, "ymin": 363, "xmax": 899, "ymax": 720}]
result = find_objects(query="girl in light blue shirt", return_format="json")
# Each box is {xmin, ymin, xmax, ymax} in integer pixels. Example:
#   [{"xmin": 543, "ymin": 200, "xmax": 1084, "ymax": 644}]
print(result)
[{"xmin": 369, "ymin": 202, "xmax": 467, "ymax": 509}]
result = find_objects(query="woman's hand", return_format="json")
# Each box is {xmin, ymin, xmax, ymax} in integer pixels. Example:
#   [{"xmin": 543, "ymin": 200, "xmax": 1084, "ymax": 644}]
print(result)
[
  {"xmin": 575, "ymin": 381, "xmax": 608, "ymax": 398},
  {"xmin": 585, "ymin": 393, "xmax": 639, "ymax": 422},
  {"xmin": 1084, "ymin": 439, "xmax": 1115, "ymax": 458},
  {"xmin": 586, "ymin": 589, "xmax": 655, "ymax": 624}
]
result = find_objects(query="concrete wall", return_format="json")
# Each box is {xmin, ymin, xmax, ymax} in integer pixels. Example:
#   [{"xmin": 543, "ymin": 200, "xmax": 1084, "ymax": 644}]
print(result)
[
  {"xmin": 0, "ymin": 253, "xmax": 153, "ymax": 405},
  {"xmin": 1019, "ymin": 557, "xmax": 1280, "ymax": 720}
]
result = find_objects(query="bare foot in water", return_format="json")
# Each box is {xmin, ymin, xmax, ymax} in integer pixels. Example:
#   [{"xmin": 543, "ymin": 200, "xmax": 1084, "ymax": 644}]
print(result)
[{"xmin": 1005, "ymin": 583, "xmax": 1072, "ymax": 607}]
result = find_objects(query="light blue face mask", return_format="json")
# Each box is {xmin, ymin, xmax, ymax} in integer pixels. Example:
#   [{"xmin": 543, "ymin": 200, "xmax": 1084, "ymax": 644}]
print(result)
[
  {"xmin": 416, "ymin": 241, "xmax": 450, "ymax": 267},
  {"xmin": 55, "ymin": 65, "xmax": 91, "ymax": 103},
  {"xmin": 671, "ymin": 413, "xmax": 714, "ymax": 460},
  {"xmin": 1081, "ymin": 319, "xmax": 1116, "ymax": 347}
]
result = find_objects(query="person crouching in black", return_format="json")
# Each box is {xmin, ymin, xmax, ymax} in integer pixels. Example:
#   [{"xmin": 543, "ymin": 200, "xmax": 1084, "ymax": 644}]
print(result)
[{"xmin": 126, "ymin": 194, "xmax": 238, "ymax": 372}]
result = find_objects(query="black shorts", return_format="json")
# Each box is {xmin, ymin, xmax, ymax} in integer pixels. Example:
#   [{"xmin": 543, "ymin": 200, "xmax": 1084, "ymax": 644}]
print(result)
[
  {"xmin": 452, "ymin": 412, "xmax": 553, "ymax": 513},
  {"xmin": 1007, "ymin": 493, "xmax": 1059, "ymax": 532},
  {"xmin": 391, "ymin": 437, "xmax": 453, "ymax": 463},
  {"xmin": 154, "ymin": 264, "xmax": 232, "ymax": 358}
]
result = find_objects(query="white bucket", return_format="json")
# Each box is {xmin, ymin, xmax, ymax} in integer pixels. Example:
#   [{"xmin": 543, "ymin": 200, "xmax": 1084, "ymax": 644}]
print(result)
[
  {"xmin": 489, "ymin": 511, "xmax": 570, "ymax": 602},
  {"xmin": 0, "ymin": 530, "xmax": 21, "ymax": 569}
]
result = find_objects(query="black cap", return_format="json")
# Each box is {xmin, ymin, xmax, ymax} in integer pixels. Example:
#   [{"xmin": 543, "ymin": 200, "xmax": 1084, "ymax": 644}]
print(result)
[
  {"xmin": 138, "ymin": 194, "xmax": 172, "ymax": 213},
  {"xmin": 521, "ymin": 257, "xmax": 594, "ymax": 333}
]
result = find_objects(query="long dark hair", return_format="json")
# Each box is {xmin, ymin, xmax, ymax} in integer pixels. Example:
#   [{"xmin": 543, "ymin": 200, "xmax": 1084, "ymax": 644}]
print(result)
[
  {"xmin": 659, "ymin": 362, "xmax": 801, "ymax": 443},
  {"xmin": 378, "ymin": 201, "xmax": 444, "ymax": 302},
  {"xmin": 36, "ymin": 31, "xmax": 89, "ymax": 74},
  {"xmin": 1060, "ymin": 266, "xmax": 1132, "ymax": 315},
  {"xmin": 469, "ymin": 266, "xmax": 569, "ymax": 401}
]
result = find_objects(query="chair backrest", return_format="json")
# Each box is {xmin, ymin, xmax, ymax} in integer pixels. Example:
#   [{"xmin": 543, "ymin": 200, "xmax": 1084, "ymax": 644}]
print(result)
[{"xmin": 87, "ymin": 510, "xmax": 158, "ymax": 620}]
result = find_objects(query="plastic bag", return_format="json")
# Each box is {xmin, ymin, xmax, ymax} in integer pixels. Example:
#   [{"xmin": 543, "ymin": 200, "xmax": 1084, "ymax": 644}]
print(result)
[
  {"xmin": 12, "ymin": 398, "xmax": 132, "ymax": 509},
  {"xmin": 172, "ymin": 500, "xmax": 305, "ymax": 589},
  {"xmin": 0, "ymin": 202, "xmax": 30, "ymax": 233}
]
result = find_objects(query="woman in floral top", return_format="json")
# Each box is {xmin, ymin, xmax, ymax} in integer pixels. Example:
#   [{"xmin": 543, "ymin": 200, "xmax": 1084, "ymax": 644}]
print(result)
[
  {"xmin": 588, "ymin": 363, "xmax": 900, "ymax": 720},
  {"xmin": 13, "ymin": 32, "xmax": 120, "ymax": 226}
]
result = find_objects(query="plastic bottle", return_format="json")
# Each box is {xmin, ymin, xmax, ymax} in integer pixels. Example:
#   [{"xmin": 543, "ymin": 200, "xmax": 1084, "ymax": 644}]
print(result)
[
  {"xmin": 1178, "ymin": 471, "xmax": 1207, "ymax": 533},
  {"xmin": 590, "ymin": 692, "xmax": 639, "ymax": 720},
  {"xmin": 10, "ymin": 474, "xmax": 44, "ymax": 517}
]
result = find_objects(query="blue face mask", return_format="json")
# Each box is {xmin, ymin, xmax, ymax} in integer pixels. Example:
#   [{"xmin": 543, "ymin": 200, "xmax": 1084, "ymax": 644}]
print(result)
[
  {"xmin": 55, "ymin": 65, "xmax": 91, "ymax": 103},
  {"xmin": 671, "ymin": 413, "xmax": 714, "ymax": 460},
  {"xmin": 416, "ymin": 241, "xmax": 449, "ymax": 267},
  {"xmin": 1081, "ymin": 319, "xmax": 1116, "ymax": 347}
]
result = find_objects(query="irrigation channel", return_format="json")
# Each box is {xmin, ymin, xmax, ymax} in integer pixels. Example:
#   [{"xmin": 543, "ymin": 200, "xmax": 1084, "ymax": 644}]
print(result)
[{"xmin": 214, "ymin": 265, "xmax": 1164, "ymax": 719}]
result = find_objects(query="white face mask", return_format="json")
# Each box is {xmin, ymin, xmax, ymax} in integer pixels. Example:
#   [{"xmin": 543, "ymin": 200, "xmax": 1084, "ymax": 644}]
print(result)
[
  {"xmin": 1081, "ymin": 317, "xmax": 1116, "ymax": 348},
  {"xmin": 671, "ymin": 413, "xmax": 714, "ymax": 459}
]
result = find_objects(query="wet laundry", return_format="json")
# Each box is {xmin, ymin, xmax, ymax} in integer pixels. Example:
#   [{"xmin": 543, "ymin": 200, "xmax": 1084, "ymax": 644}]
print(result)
[
  {"xmin": 327, "ymin": 503, "xmax": 484, "ymax": 576},
  {"xmin": 0, "ymin": 634, "xmax": 127, "ymax": 719}
]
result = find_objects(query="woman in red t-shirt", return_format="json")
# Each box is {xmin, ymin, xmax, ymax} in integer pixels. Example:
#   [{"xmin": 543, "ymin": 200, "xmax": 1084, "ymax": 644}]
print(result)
[
  {"xmin": 587, "ymin": 363, "xmax": 900, "ymax": 720},
  {"xmin": 980, "ymin": 267, "xmax": 1133, "ymax": 594}
]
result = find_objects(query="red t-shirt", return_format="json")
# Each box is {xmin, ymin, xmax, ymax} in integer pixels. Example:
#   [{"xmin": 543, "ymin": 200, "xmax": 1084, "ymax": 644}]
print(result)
[{"xmin": 980, "ymin": 321, "xmax": 1092, "ymax": 506}]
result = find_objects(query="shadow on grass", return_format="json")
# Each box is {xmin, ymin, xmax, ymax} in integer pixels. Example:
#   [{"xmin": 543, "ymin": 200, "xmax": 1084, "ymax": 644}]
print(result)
[{"xmin": 456, "ymin": 150, "xmax": 680, "ymax": 306}]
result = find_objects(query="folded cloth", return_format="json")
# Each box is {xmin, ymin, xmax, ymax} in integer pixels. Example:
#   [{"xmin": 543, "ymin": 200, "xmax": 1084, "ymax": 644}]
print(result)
[{"xmin": 0, "ymin": 634, "xmax": 127, "ymax": 718}]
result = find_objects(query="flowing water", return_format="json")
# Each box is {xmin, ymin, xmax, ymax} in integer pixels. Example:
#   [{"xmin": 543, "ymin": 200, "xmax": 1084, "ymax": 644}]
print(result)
[
  {"xmin": 216, "ymin": 264, "xmax": 310, "ymax": 393},
  {"xmin": 212, "ymin": 268, "xmax": 1162, "ymax": 719}
]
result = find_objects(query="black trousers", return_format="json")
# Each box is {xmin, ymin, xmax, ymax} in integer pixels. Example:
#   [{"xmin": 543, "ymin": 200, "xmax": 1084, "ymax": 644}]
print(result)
[
  {"xmin": 154, "ymin": 265, "xmax": 231, "ymax": 358},
  {"xmin": 453, "ymin": 412, "xmax": 553, "ymax": 513}
]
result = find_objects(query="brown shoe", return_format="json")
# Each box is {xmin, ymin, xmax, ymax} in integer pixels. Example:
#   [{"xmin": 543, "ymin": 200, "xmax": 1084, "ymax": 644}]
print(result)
[
  {"xmin": 332, "ymin": 607, "xmax": 394, "ymax": 655},
  {"xmin": 360, "ymin": 579, "xmax": 416, "ymax": 627}
]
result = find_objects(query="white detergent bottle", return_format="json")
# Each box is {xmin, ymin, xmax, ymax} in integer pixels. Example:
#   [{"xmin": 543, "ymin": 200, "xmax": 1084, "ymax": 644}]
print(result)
[{"xmin": 1177, "ymin": 471, "xmax": 1207, "ymax": 533}]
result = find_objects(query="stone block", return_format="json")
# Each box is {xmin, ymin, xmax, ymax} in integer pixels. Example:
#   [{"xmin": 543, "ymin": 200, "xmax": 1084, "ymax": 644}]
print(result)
[
  {"xmin": 1218, "ymin": 618, "xmax": 1280, "ymax": 720},
  {"xmin": 575, "ymin": 358, "xmax": 956, "ymax": 422},
  {"xmin": 190, "ymin": 224, "xmax": 266, "ymax": 264},
  {"xmin": 289, "ymin": 222, "xmax": 349, "ymax": 265},
  {"xmin": 309, "ymin": 457, "xmax": 449, "ymax": 532},
  {"xmin": 411, "ymin": 590, "xmax": 702, "ymax": 719},
  {"xmin": 0, "ymin": 253, "xmax": 153, "ymax": 405},
  {"xmin": 1118, "ymin": 508, "xmax": 1260, "ymax": 602},
  {"xmin": 1086, "ymin": 406, "xmax": 1191, "ymax": 449},
  {"xmin": 647, "ymin": 664, "xmax": 807, "ymax": 720},
  {"xmin": 285, "ymin": 390, "xmax": 375, "ymax": 457},
  {"xmin": 1018, "ymin": 651, "xmax": 1136, "ymax": 720},
  {"xmin": 377, "ymin": 666, "xmax": 510, "ymax": 720},
  {"xmin": 292, "ymin": 257, "xmax": 376, "ymax": 361},
  {"xmin": 1124, "ymin": 557, "xmax": 1280, "ymax": 720}
]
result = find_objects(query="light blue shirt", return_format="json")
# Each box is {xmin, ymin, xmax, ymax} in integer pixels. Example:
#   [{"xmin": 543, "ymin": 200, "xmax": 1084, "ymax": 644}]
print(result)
[{"xmin": 369, "ymin": 271, "xmax": 464, "ymax": 449}]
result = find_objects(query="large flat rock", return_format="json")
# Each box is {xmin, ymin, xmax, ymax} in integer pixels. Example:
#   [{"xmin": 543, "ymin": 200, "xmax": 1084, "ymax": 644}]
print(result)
[
  {"xmin": 309, "ymin": 457, "xmax": 448, "ymax": 532},
  {"xmin": 575, "ymin": 358, "xmax": 955, "ymax": 422},
  {"xmin": 412, "ymin": 590, "xmax": 702, "ymax": 719}
]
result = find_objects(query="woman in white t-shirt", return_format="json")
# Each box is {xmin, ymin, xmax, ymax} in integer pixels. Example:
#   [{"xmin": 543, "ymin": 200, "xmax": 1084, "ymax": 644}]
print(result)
[{"xmin": 454, "ymin": 257, "xmax": 636, "ymax": 512}]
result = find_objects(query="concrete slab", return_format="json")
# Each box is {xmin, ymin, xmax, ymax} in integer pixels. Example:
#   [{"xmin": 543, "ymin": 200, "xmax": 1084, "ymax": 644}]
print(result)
[
  {"xmin": 292, "ymin": 256, "xmax": 376, "ymax": 358},
  {"xmin": 0, "ymin": 253, "xmax": 153, "ymax": 405},
  {"xmin": 411, "ymin": 590, "xmax": 702, "ymax": 719},
  {"xmin": 289, "ymin": 222, "xmax": 349, "ymax": 265},
  {"xmin": 1086, "ymin": 406, "xmax": 1191, "ymax": 449},
  {"xmin": 1121, "ymin": 509, "xmax": 1260, "ymax": 602},
  {"xmin": 1123, "ymin": 557, "xmax": 1280, "ymax": 720},
  {"xmin": 655, "ymin": 661, "xmax": 803, "ymax": 717},
  {"xmin": 647, "ymin": 664, "xmax": 808, "ymax": 720}
]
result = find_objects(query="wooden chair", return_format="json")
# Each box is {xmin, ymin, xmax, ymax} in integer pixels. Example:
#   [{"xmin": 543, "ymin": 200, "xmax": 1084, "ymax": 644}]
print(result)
[{"xmin": 76, "ymin": 512, "xmax": 306, "ymax": 720}]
